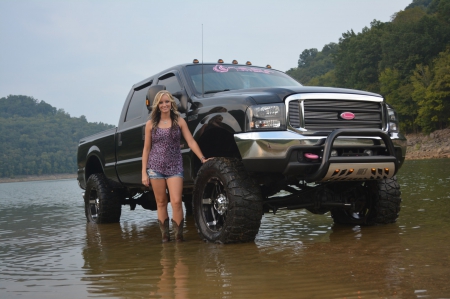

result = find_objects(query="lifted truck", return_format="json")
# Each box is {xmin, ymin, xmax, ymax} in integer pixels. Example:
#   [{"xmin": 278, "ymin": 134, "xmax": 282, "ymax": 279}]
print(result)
[{"xmin": 77, "ymin": 61, "xmax": 406, "ymax": 244}]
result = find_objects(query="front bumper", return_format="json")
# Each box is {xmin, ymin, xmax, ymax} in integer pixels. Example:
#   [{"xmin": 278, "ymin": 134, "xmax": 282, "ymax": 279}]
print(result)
[{"xmin": 234, "ymin": 129, "xmax": 407, "ymax": 182}]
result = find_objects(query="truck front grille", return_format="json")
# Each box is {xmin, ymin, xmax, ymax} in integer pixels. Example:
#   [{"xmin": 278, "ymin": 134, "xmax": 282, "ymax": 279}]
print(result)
[{"xmin": 289, "ymin": 99, "xmax": 383, "ymax": 132}]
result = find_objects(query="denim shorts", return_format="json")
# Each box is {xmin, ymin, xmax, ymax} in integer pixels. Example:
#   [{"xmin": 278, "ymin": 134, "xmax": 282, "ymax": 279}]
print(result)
[{"xmin": 147, "ymin": 168, "xmax": 184, "ymax": 179}]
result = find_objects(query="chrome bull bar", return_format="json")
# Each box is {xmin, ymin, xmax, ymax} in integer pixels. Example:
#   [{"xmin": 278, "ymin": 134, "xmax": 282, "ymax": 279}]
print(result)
[{"xmin": 306, "ymin": 129, "xmax": 399, "ymax": 182}]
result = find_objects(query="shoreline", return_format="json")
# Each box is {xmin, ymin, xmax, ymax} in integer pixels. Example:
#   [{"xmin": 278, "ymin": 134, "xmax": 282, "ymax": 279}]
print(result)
[
  {"xmin": 405, "ymin": 128, "xmax": 450, "ymax": 160},
  {"xmin": 1, "ymin": 129, "xmax": 448, "ymax": 184},
  {"xmin": 0, "ymin": 173, "xmax": 76, "ymax": 184}
]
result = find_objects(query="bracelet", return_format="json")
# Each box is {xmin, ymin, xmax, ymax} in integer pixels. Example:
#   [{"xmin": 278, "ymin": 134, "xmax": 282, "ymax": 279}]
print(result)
[{"xmin": 201, "ymin": 156, "xmax": 206, "ymax": 162}]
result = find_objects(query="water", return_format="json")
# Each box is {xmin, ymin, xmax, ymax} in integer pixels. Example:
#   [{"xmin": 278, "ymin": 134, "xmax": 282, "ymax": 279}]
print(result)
[{"xmin": 1, "ymin": 159, "xmax": 450, "ymax": 299}]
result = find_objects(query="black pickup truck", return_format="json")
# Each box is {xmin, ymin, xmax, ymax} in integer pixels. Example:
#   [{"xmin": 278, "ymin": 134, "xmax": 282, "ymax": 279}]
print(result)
[{"xmin": 77, "ymin": 60, "xmax": 407, "ymax": 244}]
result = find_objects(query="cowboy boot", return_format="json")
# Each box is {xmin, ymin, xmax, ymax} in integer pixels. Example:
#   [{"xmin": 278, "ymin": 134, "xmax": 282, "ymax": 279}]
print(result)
[
  {"xmin": 171, "ymin": 218, "xmax": 184, "ymax": 242},
  {"xmin": 158, "ymin": 218, "xmax": 170, "ymax": 243}
]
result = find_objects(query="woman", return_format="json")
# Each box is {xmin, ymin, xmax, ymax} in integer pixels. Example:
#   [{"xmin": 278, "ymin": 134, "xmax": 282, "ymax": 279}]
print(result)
[{"xmin": 142, "ymin": 90, "xmax": 210, "ymax": 242}]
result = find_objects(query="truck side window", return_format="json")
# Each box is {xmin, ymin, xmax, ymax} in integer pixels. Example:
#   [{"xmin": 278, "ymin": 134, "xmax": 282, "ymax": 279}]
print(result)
[
  {"xmin": 158, "ymin": 73, "xmax": 182, "ymax": 94},
  {"xmin": 125, "ymin": 84, "xmax": 151, "ymax": 122}
]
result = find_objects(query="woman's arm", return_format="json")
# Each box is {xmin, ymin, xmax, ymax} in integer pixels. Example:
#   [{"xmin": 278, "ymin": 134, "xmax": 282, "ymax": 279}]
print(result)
[
  {"xmin": 142, "ymin": 120, "xmax": 153, "ymax": 186},
  {"xmin": 179, "ymin": 117, "xmax": 211, "ymax": 164}
]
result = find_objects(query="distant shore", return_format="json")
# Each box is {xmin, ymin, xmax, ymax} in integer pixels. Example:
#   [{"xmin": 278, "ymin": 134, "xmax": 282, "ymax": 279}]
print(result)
[{"xmin": 0, "ymin": 173, "xmax": 76, "ymax": 184}]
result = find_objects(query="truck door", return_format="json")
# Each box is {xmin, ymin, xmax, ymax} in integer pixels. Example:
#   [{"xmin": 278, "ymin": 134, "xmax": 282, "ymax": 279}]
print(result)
[{"xmin": 115, "ymin": 82, "xmax": 152, "ymax": 187}]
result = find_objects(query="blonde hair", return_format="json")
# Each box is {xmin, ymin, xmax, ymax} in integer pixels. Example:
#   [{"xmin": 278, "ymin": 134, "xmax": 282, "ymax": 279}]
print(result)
[{"xmin": 149, "ymin": 90, "xmax": 179, "ymax": 129}]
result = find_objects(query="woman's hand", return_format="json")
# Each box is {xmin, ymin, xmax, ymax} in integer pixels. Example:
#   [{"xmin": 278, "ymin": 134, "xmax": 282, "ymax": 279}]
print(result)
[
  {"xmin": 201, "ymin": 157, "xmax": 214, "ymax": 164},
  {"xmin": 142, "ymin": 173, "xmax": 150, "ymax": 187}
]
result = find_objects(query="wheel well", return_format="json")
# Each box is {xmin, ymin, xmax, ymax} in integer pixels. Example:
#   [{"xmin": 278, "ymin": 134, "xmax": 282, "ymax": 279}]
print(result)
[
  {"xmin": 85, "ymin": 155, "xmax": 103, "ymax": 182},
  {"xmin": 198, "ymin": 127, "xmax": 241, "ymax": 160},
  {"xmin": 194, "ymin": 128, "xmax": 241, "ymax": 176}
]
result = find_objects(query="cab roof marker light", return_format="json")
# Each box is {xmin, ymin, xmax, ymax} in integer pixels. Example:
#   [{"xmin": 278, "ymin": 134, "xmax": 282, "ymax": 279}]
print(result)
[
  {"xmin": 246, "ymin": 61, "xmax": 252, "ymax": 65},
  {"xmin": 232, "ymin": 60, "xmax": 238, "ymax": 64},
  {"xmin": 266, "ymin": 65, "xmax": 272, "ymax": 68},
  {"xmin": 193, "ymin": 59, "xmax": 199, "ymax": 63},
  {"xmin": 218, "ymin": 59, "xmax": 224, "ymax": 63}
]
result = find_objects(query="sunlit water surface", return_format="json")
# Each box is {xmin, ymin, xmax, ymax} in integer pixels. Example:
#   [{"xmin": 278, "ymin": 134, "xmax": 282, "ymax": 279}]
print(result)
[{"xmin": 1, "ymin": 159, "xmax": 450, "ymax": 299}]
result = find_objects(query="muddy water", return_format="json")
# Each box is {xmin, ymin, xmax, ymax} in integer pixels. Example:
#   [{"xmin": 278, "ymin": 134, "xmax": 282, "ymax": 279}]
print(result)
[{"xmin": 0, "ymin": 159, "xmax": 450, "ymax": 299}]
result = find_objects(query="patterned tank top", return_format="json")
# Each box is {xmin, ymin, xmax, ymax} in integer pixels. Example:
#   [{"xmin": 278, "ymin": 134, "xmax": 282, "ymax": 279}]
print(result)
[{"xmin": 147, "ymin": 126, "xmax": 183, "ymax": 175}]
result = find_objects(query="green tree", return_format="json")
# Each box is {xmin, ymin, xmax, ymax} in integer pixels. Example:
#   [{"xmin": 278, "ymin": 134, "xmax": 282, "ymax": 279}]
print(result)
[
  {"xmin": 286, "ymin": 43, "xmax": 338, "ymax": 85},
  {"xmin": 334, "ymin": 20, "xmax": 386, "ymax": 92},
  {"xmin": 406, "ymin": 0, "xmax": 433, "ymax": 10},
  {"xmin": 0, "ymin": 95, "xmax": 114, "ymax": 177},
  {"xmin": 308, "ymin": 69, "xmax": 338, "ymax": 87},
  {"xmin": 380, "ymin": 5, "xmax": 449, "ymax": 80},
  {"xmin": 411, "ymin": 49, "xmax": 450, "ymax": 133},
  {"xmin": 380, "ymin": 68, "xmax": 418, "ymax": 133}
]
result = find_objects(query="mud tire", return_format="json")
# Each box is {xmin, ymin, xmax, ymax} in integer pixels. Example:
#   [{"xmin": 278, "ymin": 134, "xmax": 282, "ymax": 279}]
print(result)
[
  {"xmin": 331, "ymin": 176, "xmax": 401, "ymax": 225},
  {"xmin": 192, "ymin": 157, "xmax": 263, "ymax": 243},
  {"xmin": 84, "ymin": 173, "xmax": 122, "ymax": 224}
]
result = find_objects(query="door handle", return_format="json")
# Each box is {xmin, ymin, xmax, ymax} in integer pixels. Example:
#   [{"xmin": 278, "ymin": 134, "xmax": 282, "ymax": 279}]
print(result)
[
  {"xmin": 142, "ymin": 125, "xmax": 146, "ymax": 141},
  {"xmin": 118, "ymin": 133, "xmax": 122, "ymax": 146}
]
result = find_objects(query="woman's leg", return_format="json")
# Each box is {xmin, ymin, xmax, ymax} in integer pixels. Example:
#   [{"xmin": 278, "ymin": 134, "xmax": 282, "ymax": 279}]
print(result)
[
  {"xmin": 151, "ymin": 178, "xmax": 171, "ymax": 242},
  {"xmin": 150, "ymin": 178, "xmax": 169, "ymax": 222},
  {"xmin": 166, "ymin": 177, "xmax": 184, "ymax": 224},
  {"xmin": 166, "ymin": 176, "xmax": 184, "ymax": 241}
]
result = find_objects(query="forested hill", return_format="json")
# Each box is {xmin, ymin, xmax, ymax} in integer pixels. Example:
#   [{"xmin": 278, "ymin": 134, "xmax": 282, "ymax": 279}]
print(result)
[
  {"xmin": 0, "ymin": 95, "xmax": 114, "ymax": 178},
  {"xmin": 286, "ymin": 0, "xmax": 450, "ymax": 134}
]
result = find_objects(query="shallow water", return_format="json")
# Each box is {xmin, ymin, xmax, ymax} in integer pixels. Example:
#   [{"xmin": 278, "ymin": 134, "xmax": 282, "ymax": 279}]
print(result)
[{"xmin": 1, "ymin": 159, "xmax": 450, "ymax": 298}]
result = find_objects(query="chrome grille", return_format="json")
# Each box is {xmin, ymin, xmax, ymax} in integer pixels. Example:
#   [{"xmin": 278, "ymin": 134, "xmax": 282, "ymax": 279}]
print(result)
[{"xmin": 289, "ymin": 99, "xmax": 383, "ymax": 131}]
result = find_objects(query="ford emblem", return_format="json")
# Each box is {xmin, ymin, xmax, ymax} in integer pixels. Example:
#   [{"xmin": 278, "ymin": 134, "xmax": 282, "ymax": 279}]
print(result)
[{"xmin": 340, "ymin": 112, "xmax": 355, "ymax": 120}]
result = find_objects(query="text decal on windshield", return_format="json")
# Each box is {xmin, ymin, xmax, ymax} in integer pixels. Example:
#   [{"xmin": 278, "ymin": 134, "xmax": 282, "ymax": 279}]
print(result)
[{"xmin": 213, "ymin": 65, "xmax": 273, "ymax": 74}]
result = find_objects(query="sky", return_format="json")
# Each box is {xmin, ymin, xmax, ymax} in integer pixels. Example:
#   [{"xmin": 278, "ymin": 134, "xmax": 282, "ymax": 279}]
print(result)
[{"xmin": 0, "ymin": 0, "xmax": 413, "ymax": 126}]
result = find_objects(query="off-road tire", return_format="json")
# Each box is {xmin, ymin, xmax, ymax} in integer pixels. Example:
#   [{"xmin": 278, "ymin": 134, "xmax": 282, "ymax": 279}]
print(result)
[
  {"xmin": 84, "ymin": 173, "xmax": 121, "ymax": 223},
  {"xmin": 192, "ymin": 157, "xmax": 263, "ymax": 243},
  {"xmin": 331, "ymin": 176, "xmax": 401, "ymax": 225}
]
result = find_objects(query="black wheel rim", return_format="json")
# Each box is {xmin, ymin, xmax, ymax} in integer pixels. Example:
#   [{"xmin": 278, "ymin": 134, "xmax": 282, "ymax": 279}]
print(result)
[
  {"xmin": 87, "ymin": 190, "xmax": 100, "ymax": 221},
  {"xmin": 200, "ymin": 177, "xmax": 229, "ymax": 232},
  {"xmin": 341, "ymin": 183, "xmax": 373, "ymax": 222}
]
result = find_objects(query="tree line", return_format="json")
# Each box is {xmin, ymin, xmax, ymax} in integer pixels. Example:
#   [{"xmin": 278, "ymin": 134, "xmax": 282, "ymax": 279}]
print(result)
[
  {"xmin": 0, "ymin": 95, "xmax": 114, "ymax": 178},
  {"xmin": 286, "ymin": 0, "xmax": 450, "ymax": 134}
]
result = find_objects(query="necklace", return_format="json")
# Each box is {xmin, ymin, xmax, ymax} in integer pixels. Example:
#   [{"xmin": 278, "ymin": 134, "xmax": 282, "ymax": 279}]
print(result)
[{"xmin": 162, "ymin": 120, "xmax": 168, "ymax": 124}]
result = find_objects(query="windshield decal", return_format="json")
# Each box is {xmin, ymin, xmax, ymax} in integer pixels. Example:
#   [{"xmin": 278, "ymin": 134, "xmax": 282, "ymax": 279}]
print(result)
[{"xmin": 213, "ymin": 64, "xmax": 273, "ymax": 74}]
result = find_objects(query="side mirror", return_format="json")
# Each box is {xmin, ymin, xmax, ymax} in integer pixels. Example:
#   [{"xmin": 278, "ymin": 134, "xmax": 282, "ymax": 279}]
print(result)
[
  {"xmin": 172, "ymin": 90, "xmax": 188, "ymax": 113},
  {"xmin": 146, "ymin": 85, "xmax": 166, "ymax": 111}
]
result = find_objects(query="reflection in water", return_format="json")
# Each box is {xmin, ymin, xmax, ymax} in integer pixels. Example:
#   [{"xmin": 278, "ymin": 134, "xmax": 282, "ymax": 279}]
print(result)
[
  {"xmin": 1, "ymin": 160, "xmax": 450, "ymax": 298},
  {"xmin": 152, "ymin": 244, "xmax": 188, "ymax": 298},
  {"xmin": 82, "ymin": 220, "xmax": 194, "ymax": 298}
]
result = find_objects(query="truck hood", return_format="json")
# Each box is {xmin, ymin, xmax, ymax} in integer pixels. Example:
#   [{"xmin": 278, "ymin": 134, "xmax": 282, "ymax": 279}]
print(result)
[{"xmin": 207, "ymin": 86, "xmax": 382, "ymax": 104}]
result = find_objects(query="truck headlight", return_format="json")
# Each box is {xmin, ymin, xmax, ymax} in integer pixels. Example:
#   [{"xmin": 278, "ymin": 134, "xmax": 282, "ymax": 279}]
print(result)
[
  {"xmin": 387, "ymin": 104, "xmax": 399, "ymax": 133},
  {"xmin": 245, "ymin": 103, "xmax": 286, "ymax": 131}
]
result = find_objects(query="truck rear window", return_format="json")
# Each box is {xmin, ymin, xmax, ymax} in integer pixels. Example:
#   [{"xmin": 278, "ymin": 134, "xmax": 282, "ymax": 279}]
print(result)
[{"xmin": 185, "ymin": 64, "xmax": 301, "ymax": 94}]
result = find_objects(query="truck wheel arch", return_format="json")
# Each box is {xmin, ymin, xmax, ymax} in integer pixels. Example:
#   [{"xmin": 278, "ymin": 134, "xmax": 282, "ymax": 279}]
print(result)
[
  {"xmin": 194, "ymin": 112, "xmax": 242, "ymax": 160},
  {"xmin": 85, "ymin": 153, "xmax": 104, "ymax": 183},
  {"xmin": 198, "ymin": 127, "xmax": 241, "ymax": 160}
]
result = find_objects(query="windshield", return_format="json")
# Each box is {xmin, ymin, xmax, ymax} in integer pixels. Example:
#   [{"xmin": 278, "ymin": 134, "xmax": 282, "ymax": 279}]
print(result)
[{"xmin": 185, "ymin": 64, "xmax": 301, "ymax": 94}]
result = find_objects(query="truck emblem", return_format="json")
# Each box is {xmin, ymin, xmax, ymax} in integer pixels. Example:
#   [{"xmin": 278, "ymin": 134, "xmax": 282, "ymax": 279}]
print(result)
[{"xmin": 340, "ymin": 112, "xmax": 355, "ymax": 120}]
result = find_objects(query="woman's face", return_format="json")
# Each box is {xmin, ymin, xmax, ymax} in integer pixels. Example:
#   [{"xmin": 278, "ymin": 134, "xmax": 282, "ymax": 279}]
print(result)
[{"xmin": 158, "ymin": 94, "xmax": 171, "ymax": 113}]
